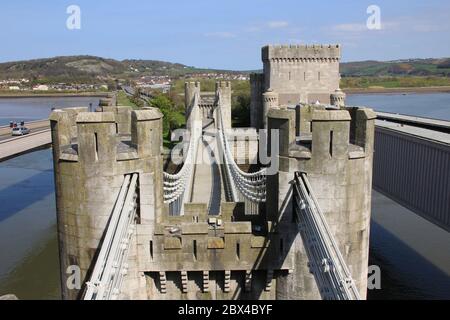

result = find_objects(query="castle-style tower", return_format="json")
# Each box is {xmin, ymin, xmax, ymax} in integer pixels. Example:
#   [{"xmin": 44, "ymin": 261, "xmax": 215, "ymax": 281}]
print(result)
[
  {"xmin": 50, "ymin": 106, "xmax": 164, "ymax": 299},
  {"xmin": 265, "ymin": 104, "xmax": 376, "ymax": 299},
  {"xmin": 251, "ymin": 44, "xmax": 342, "ymax": 128},
  {"xmin": 185, "ymin": 81, "xmax": 201, "ymax": 130},
  {"xmin": 215, "ymin": 81, "xmax": 232, "ymax": 129}
]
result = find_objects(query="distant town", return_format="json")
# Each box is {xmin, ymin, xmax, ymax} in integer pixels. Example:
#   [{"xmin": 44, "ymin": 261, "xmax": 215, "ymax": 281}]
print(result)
[{"xmin": 0, "ymin": 72, "xmax": 250, "ymax": 94}]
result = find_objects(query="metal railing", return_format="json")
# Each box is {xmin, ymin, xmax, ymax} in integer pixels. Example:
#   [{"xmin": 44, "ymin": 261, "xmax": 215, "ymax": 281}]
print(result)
[
  {"xmin": 83, "ymin": 173, "xmax": 139, "ymax": 300},
  {"xmin": 216, "ymin": 93, "xmax": 266, "ymax": 214},
  {"xmin": 293, "ymin": 172, "xmax": 361, "ymax": 300},
  {"xmin": 162, "ymin": 92, "xmax": 201, "ymax": 215}
]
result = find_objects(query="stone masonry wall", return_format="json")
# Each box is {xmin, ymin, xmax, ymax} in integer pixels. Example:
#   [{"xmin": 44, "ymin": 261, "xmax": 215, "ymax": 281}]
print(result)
[
  {"xmin": 266, "ymin": 104, "xmax": 376, "ymax": 299},
  {"xmin": 50, "ymin": 107, "xmax": 164, "ymax": 300}
]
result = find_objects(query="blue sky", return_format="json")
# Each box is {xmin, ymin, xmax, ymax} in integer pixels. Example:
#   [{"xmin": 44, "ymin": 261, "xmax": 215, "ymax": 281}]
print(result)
[{"xmin": 0, "ymin": 0, "xmax": 449, "ymax": 70}]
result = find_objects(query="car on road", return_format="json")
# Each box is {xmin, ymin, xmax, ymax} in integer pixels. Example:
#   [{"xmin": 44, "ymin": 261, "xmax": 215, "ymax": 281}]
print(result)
[{"xmin": 11, "ymin": 127, "xmax": 30, "ymax": 136}]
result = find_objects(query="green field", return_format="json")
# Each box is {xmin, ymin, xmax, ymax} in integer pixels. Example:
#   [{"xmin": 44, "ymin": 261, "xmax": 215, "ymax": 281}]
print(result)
[{"xmin": 341, "ymin": 76, "xmax": 450, "ymax": 89}]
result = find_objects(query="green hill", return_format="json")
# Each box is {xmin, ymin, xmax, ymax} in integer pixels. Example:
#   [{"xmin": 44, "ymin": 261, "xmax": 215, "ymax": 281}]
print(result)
[
  {"xmin": 1, "ymin": 55, "xmax": 450, "ymax": 85},
  {"xmin": 0, "ymin": 56, "xmax": 246, "ymax": 84},
  {"xmin": 340, "ymin": 58, "xmax": 450, "ymax": 77}
]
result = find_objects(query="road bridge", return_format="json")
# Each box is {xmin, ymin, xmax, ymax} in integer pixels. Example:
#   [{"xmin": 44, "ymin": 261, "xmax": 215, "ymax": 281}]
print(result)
[
  {"xmin": 376, "ymin": 111, "xmax": 450, "ymax": 133},
  {"xmin": 374, "ymin": 117, "xmax": 450, "ymax": 232},
  {"xmin": 0, "ymin": 120, "xmax": 51, "ymax": 161}
]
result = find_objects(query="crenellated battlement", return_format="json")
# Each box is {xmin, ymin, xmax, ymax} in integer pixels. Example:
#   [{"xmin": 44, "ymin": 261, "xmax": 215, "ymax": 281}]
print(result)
[
  {"xmin": 216, "ymin": 80, "xmax": 231, "ymax": 89},
  {"xmin": 50, "ymin": 107, "xmax": 163, "ymax": 163},
  {"xmin": 267, "ymin": 105, "xmax": 376, "ymax": 162},
  {"xmin": 266, "ymin": 102, "xmax": 375, "ymax": 299},
  {"xmin": 262, "ymin": 44, "xmax": 341, "ymax": 62}
]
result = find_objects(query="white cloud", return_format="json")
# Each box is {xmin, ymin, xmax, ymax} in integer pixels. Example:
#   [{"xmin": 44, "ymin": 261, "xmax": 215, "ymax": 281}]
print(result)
[
  {"xmin": 332, "ymin": 23, "xmax": 367, "ymax": 33},
  {"xmin": 287, "ymin": 38, "xmax": 303, "ymax": 44},
  {"xmin": 245, "ymin": 26, "xmax": 261, "ymax": 33},
  {"xmin": 268, "ymin": 21, "xmax": 289, "ymax": 28},
  {"xmin": 328, "ymin": 21, "xmax": 399, "ymax": 36},
  {"xmin": 204, "ymin": 32, "xmax": 236, "ymax": 38},
  {"xmin": 412, "ymin": 23, "xmax": 442, "ymax": 33}
]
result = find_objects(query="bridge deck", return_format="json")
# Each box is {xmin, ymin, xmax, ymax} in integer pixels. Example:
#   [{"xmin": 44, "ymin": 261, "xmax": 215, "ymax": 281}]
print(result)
[
  {"xmin": 376, "ymin": 120, "xmax": 450, "ymax": 144},
  {"xmin": 0, "ymin": 119, "xmax": 51, "ymax": 161},
  {"xmin": 0, "ymin": 129, "xmax": 52, "ymax": 161},
  {"xmin": 374, "ymin": 117, "xmax": 450, "ymax": 232},
  {"xmin": 190, "ymin": 133, "xmax": 224, "ymax": 215},
  {"xmin": 376, "ymin": 111, "xmax": 450, "ymax": 133}
]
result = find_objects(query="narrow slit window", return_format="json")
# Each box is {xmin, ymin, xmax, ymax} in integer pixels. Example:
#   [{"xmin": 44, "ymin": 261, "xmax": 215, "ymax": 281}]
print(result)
[
  {"xmin": 329, "ymin": 131, "xmax": 333, "ymax": 157},
  {"xmin": 236, "ymin": 242, "xmax": 240, "ymax": 260},
  {"xmin": 150, "ymin": 240, "xmax": 153, "ymax": 260},
  {"xmin": 94, "ymin": 132, "xmax": 99, "ymax": 161},
  {"xmin": 318, "ymin": 71, "xmax": 321, "ymax": 81},
  {"xmin": 289, "ymin": 71, "xmax": 291, "ymax": 81},
  {"xmin": 193, "ymin": 240, "xmax": 197, "ymax": 260}
]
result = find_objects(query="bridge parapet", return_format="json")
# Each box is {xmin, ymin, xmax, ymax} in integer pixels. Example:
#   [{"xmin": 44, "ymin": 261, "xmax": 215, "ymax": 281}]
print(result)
[{"xmin": 135, "ymin": 200, "xmax": 295, "ymax": 299}]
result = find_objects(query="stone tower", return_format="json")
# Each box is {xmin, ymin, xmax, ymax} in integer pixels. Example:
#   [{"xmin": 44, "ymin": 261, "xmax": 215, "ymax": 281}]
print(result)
[
  {"xmin": 251, "ymin": 44, "xmax": 342, "ymax": 128},
  {"xmin": 185, "ymin": 81, "xmax": 201, "ymax": 130},
  {"xmin": 50, "ymin": 106, "xmax": 164, "ymax": 299},
  {"xmin": 215, "ymin": 81, "xmax": 232, "ymax": 129},
  {"xmin": 265, "ymin": 104, "xmax": 376, "ymax": 299}
]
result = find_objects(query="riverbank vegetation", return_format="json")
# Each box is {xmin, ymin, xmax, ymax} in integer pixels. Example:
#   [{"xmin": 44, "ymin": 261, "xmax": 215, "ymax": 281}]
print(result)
[
  {"xmin": 116, "ymin": 91, "xmax": 142, "ymax": 109},
  {"xmin": 148, "ymin": 94, "xmax": 185, "ymax": 148},
  {"xmin": 341, "ymin": 76, "xmax": 450, "ymax": 89}
]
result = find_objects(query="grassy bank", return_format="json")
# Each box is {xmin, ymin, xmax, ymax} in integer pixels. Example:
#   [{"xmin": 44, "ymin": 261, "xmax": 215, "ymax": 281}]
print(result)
[
  {"xmin": 116, "ymin": 91, "xmax": 141, "ymax": 109},
  {"xmin": 341, "ymin": 76, "xmax": 450, "ymax": 90}
]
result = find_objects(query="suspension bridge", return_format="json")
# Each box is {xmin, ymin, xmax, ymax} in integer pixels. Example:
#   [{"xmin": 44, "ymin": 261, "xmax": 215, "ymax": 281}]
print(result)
[{"xmin": 80, "ymin": 90, "xmax": 360, "ymax": 300}]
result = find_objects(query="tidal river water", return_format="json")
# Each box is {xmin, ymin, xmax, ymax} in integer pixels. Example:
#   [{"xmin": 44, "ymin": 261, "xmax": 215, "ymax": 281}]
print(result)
[{"xmin": 0, "ymin": 93, "xmax": 449, "ymax": 299}]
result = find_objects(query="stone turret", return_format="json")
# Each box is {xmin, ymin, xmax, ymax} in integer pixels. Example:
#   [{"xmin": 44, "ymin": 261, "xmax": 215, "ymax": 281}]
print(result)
[
  {"xmin": 215, "ymin": 81, "xmax": 232, "ymax": 129},
  {"xmin": 262, "ymin": 89, "xmax": 279, "ymax": 128},
  {"xmin": 251, "ymin": 44, "xmax": 342, "ymax": 129},
  {"xmin": 50, "ymin": 106, "xmax": 164, "ymax": 299},
  {"xmin": 250, "ymin": 73, "xmax": 265, "ymax": 128},
  {"xmin": 266, "ymin": 105, "xmax": 376, "ymax": 299},
  {"xmin": 185, "ymin": 81, "xmax": 201, "ymax": 130},
  {"xmin": 330, "ymin": 88, "xmax": 346, "ymax": 108}
]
